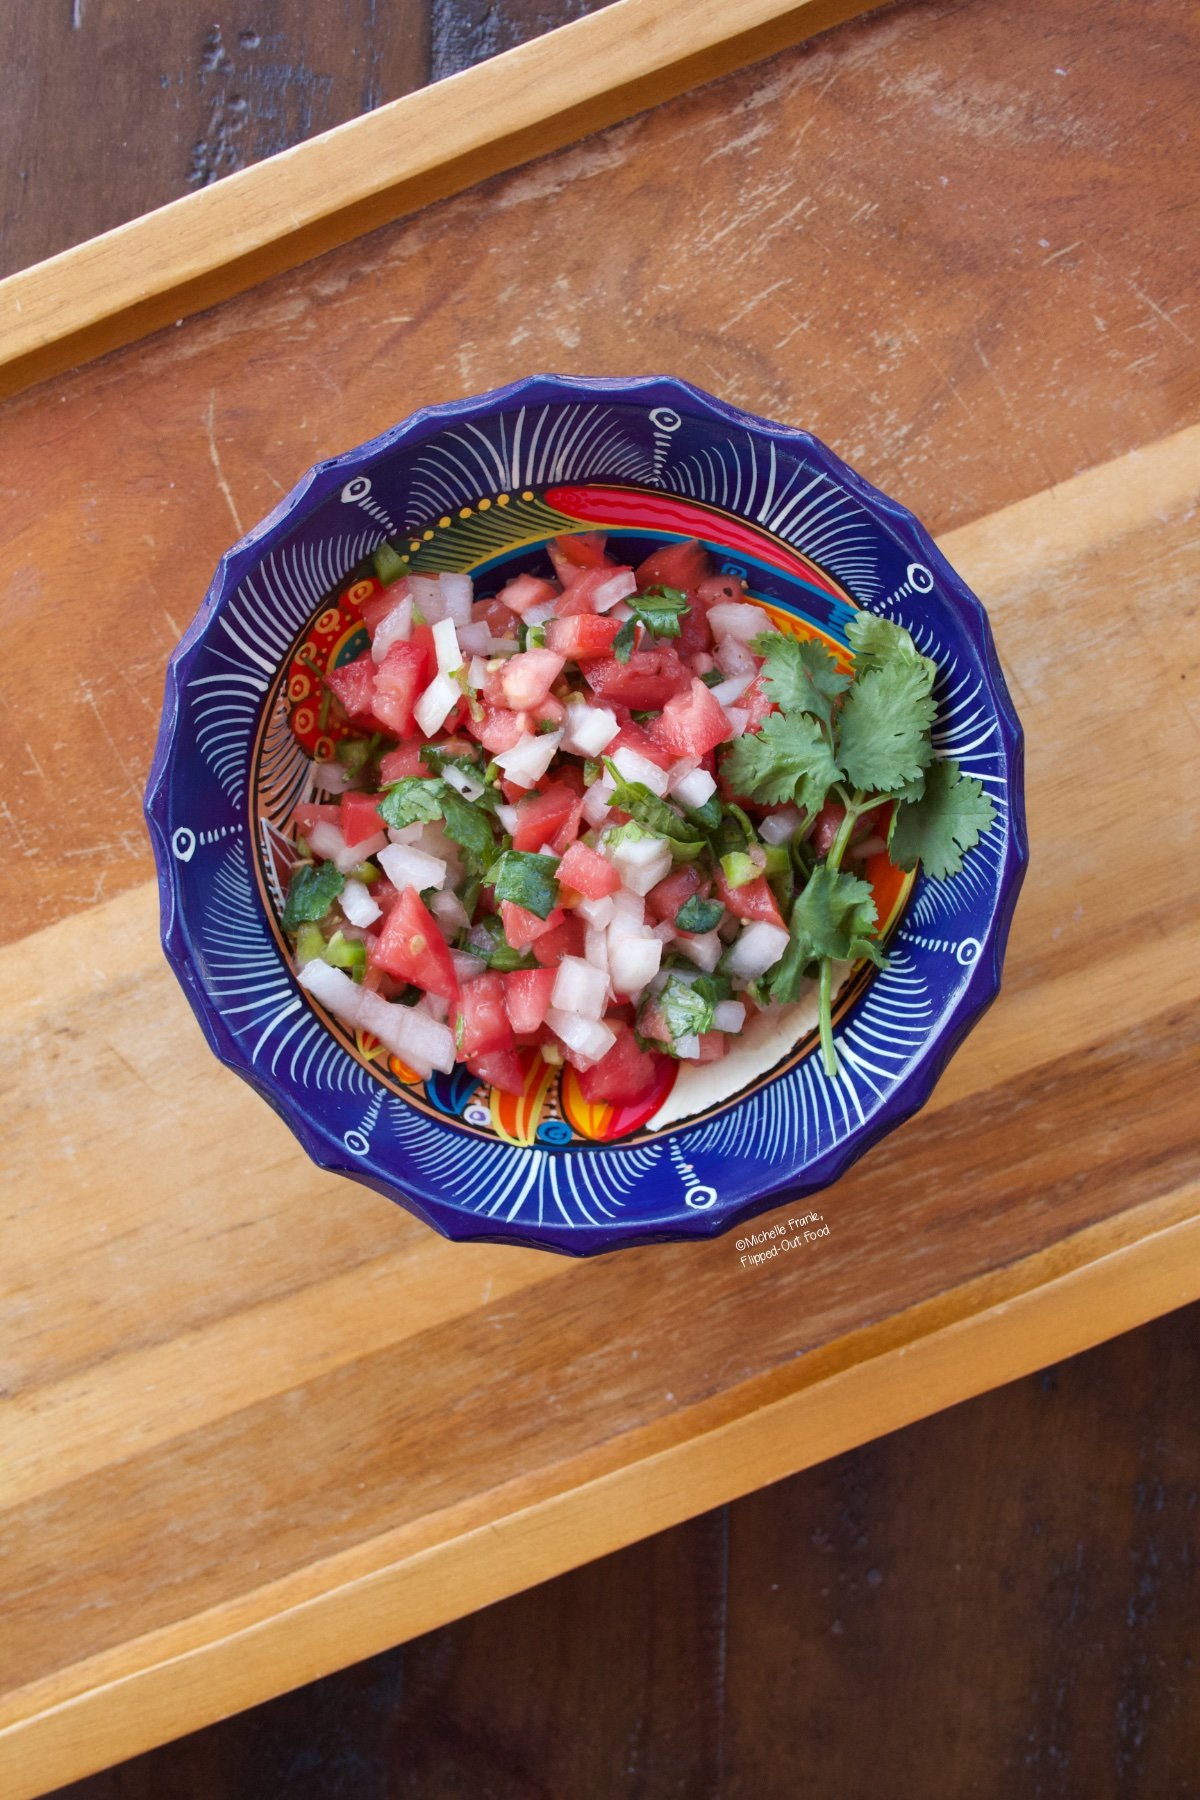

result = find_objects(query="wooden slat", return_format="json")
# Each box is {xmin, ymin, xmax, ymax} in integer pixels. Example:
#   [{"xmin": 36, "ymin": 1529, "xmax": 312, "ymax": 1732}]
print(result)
[
  {"xmin": 0, "ymin": 0, "xmax": 883, "ymax": 399},
  {"xmin": 2, "ymin": 424, "xmax": 1198, "ymax": 1795}
]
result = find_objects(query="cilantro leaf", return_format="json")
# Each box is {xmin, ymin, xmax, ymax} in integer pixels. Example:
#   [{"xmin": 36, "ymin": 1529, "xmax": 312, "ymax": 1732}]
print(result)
[
  {"xmin": 377, "ymin": 777, "xmax": 444, "ymax": 829},
  {"xmin": 845, "ymin": 611, "xmax": 932, "ymax": 678},
  {"xmin": 487, "ymin": 849, "xmax": 560, "ymax": 919},
  {"xmin": 612, "ymin": 618, "xmax": 637, "ymax": 664},
  {"xmin": 605, "ymin": 818, "xmax": 706, "ymax": 864},
  {"xmin": 720, "ymin": 711, "xmax": 840, "ymax": 812},
  {"xmin": 752, "ymin": 631, "xmax": 849, "ymax": 729},
  {"xmin": 604, "ymin": 761, "xmax": 706, "ymax": 847},
  {"xmin": 835, "ymin": 659, "xmax": 936, "ymax": 796},
  {"xmin": 467, "ymin": 913, "xmax": 539, "ymax": 970},
  {"xmin": 658, "ymin": 973, "xmax": 720, "ymax": 1045},
  {"xmin": 765, "ymin": 865, "xmax": 885, "ymax": 1006},
  {"xmin": 283, "ymin": 861, "xmax": 344, "ymax": 931},
  {"xmin": 632, "ymin": 586, "xmax": 688, "ymax": 637},
  {"xmin": 676, "ymin": 895, "xmax": 725, "ymax": 934},
  {"xmin": 439, "ymin": 785, "xmax": 497, "ymax": 872},
  {"xmin": 887, "ymin": 758, "xmax": 996, "ymax": 880}
]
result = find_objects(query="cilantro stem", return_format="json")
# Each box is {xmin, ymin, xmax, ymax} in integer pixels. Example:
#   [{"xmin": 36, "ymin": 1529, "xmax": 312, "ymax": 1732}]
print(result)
[
  {"xmin": 818, "ymin": 956, "xmax": 838, "ymax": 1079},
  {"xmin": 819, "ymin": 789, "xmax": 893, "ymax": 1081}
]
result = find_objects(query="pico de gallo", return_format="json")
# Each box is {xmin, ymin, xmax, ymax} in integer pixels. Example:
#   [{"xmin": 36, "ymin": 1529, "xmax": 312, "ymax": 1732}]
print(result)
[{"xmin": 285, "ymin": 531, "xmax": 994, "ymax": 1093}]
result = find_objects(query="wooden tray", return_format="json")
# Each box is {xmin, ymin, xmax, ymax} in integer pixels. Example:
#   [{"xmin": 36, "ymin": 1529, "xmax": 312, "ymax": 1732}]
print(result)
[{"xmin": 1, "ymin": 0, "xmax": 1197, "ymax": 1791}]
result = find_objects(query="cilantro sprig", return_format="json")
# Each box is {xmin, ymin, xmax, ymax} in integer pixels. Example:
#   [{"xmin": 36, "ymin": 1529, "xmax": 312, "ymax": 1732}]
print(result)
[
  {"xmin": 718, "ymin": 612, "xmax": 996, "ymax": 1078},
  {"xmin": 612, "ymin": 585, "xmax": 689, "ymax": 663}
]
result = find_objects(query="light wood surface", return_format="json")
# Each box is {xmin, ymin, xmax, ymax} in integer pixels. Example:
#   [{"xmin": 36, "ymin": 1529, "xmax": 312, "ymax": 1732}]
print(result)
[
  {"xmin": 0, "ymin": 0, "xmax": 883, "ymax": 399},
  {"xmin": 1, "ymin": 0, "xmax": 1198, "ymax": 1791}
]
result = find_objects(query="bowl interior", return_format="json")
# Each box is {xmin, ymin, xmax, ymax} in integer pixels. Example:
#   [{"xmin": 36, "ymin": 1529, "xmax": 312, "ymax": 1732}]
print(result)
[{"xmin": 149, "ymin": 378, "xmax": 1025, "ymax": 1252}]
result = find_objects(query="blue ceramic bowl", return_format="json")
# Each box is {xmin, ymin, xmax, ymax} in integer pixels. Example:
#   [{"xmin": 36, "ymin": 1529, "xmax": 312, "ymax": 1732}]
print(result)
[{"xmin": 146, "ymin": 375, "xmax": 1026, "ymax": 1254}]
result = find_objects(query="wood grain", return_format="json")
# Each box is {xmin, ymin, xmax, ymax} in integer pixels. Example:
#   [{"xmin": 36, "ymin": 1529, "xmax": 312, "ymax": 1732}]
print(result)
[{"xmin": 0, "ymin": 0, "xmax": 888, "ymax": 398}]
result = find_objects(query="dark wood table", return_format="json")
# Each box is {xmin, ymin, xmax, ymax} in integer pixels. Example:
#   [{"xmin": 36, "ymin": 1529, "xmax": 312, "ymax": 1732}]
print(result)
[{"xmin": 3, "ymin": 4, "xmax": 1197, "ymax": 1796}]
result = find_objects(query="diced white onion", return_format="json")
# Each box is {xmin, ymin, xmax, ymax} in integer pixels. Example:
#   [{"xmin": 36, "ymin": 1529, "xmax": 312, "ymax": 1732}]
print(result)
[
  {"xmin": 759, "ymin": 807, "xmax": 804, "ymax": 845},
  {"xmin": 674, "ymin": 1034, "xmax": 702, "ymax": 1061},
  {"xmin": 358, "ymin": 989, "xmax": 456, "ymax": 1075},
  {"xmin": 495, "ymin": 728, "xmax": 563, "ymax": 788},
  {"xmin": 430, "ymin": 889, "xmax": 470, "ymax": 938},
  {"xmin": 545, "ymin": 1008, "xmax": 617, "ymax": 1067},
  {"xmin": 432, "ymin": 616, "xmax": 463, "ymax": 675},
  {"xmin": 437, "ymin": 572, "xmax": 474, "ymax": 627},
  {"xmin": 576, "ymin": 894, "xmax": 615, "ymax": 929},
  {"xmin": 608, "ymin": 932, "xmax": 663, "ymax": 996},
  {"xmin": 723, "ymin": 920, "xmax": 791, "ymax": 980},
  {"xmin": 610, "ymin": 745, "xmax": 670, "ymax": 797},
  {"xmin": 496, "ymin": 803, "xmax": 520, "ymax": 834},
  {"xmin": 551, "ymin": 955, "xmax": 609, "ymax": 1021},
  {"xmin": 309, "ymin": 758, "xmax": 355, "ymax": 795},
  {"xmin": 407, "ymin": 575, "xmax": 446, "ymax": 622},
  {"xmin": 708, "ymin": 601, "xmax": 775, "ymax": 643},
  {"xmin": 486, "ymin": 635, "xmax": 519, "ymax": 655},
  {"xmin": 723, "ymin": 707, "xmax": 750, "ymax": 739},
  {"xmin": 561, "ymin": 703, "xmax": 620, "ymax": 757},
  {"xmin": 715, "ymin": 634, "xmax": 758, "ymax": 678},
  {"xmin": 442, "ymin": 763, "xmax": 485, "ymax": 803},
  {"xmin": 581, "ymin": 782, "xmax": 613, "ymax": 828},
  {"xmin": 414, "ymin": 671, "xmax": 461, "ymax": 737},
  {"xmin": 466, "ymin": 655, "xmax": 489, "ymax": 691},
  {"xmin": 522, "ymin": 598, "xmax": 559, "ymax": 626},
  {"xmin": 307, "ymin": 820, "xmax": 348, "ymax": 864},
  {"xmin": 335, "ymin": 830, "xmax": 386, "ymax": 872},
  {"xmin": 371, "ymin": 594, "xmax": 414, "ymax": 662},
  {"xmin": 584, "ymin": 925, "xmax": 610, "ymax": 969},
  {"xmin": 378, "ymin": 841, "xmax": 448, "ymax": 893},
  {"xmin": 708, "ymin": 672, "xmax": 753, "ymax": 708},
  {"xmin": 714, "ymin": 1000, "xmax": 747, "ymax": 1033},
  {"xmin": 665, "ymin": 756, "xmax": 700, "ymax": 791},
  {"xmin": 672, "ymin": 767, "xmax": 717, "ymax": 811},
  {"xmin": 417, "ymin": 991, "xmax": 450, "ymax": 1024},
  {"xmin": 340, "ymin": 879, "xmax": 381, "ymax": 928},
  {"xmin": 299, "ymin": 959, "xmax": 364, "ymax": 1025},
  {"xmin": 592, "ymin": 569, "xmax": 638, "ymax": 612},
  {"xmin": 450, "ymin": 950, "xmax": 488, "ymax": 983},
  {"xmin": 457, "ymin": 621, "xmax": 490, "ymax": 656},
  {"xmin": 675, "ymin": 929, "xmax": 722, "ymax": 972},
  {"xmin": 609, "ymin": 833, "xmax": 672, "ymax": 896},
  {"xmin": 651, "ymin": 921, "xmax": 675, "ymax": 944},
  {"xmin": 609, "ymin": 888, "xmax": 646, "ymax": 929}
]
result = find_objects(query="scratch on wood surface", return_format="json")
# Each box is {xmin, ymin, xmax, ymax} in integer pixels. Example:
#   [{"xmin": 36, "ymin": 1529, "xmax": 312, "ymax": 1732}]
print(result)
[
  {"xmin": 204, "ymin": 393, "xmax": 244, "ymax": 535},
  {"xmin": 79, "ymin": 685, "xmax": 143, "ymax": 802},
  {"xmin": 1127, "ymin": 283, "xmax": 1194, "ymax": 344}
]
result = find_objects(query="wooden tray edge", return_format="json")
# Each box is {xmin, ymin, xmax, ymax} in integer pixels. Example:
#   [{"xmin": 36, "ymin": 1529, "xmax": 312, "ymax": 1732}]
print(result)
[
  {"xmin": 0, "ymin": 0, "xmax": 884, "ymax": 403},
  {"xmin": 4, "ymin": 1183, "xmax": 1198, "ymax": 1797}
]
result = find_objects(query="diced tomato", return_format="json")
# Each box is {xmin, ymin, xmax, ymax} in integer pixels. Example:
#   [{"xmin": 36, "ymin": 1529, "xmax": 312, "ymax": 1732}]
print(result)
[
  {"xmin": 557, "ymin": 841, "xmax": 620, "ymax": 899},
  {"xmin": 500, "ymin": 648, "xmax": 566, "ymax": 711},
  {"xmin": 557, "ymin": 566, "xmax": 632, "ymax": 615},
  {"xmin": 513, "ymin": 783, "xmax": 582, "ymax": 853},
  {"xmin": 500, "ymin": 901, "xmax": 564, "ymax": 949},
  {"xmin": 696, "ymin": 573, "xmax": 746, "ymax": 606},
  {"xmin": 339, "ymin": 790, "xmax": 384, "ymax": 847},
  {"xmin": 678, "ymin": 597, "xmax": 713, "ymax": 656},
  {"xmin": 466, "ymin": 700, "xmax": 527, "ymax": 754},
  {"xmin": 370, "ymin": 877, "xmax": 401, "ymax": 915},
  {"xmin": 503, "ymin": 966, "xmax": 558, "ymax": 1033},
  {"xmin": 577, "ymin": 1025, "xmax": 670, "ymax": 1106},
  {"xmin": 370, "ymin": 888, "xmax": 459, "ymax": 1001},
  {"xmin": 646, "ymin": 863, "xmax": 708, "ymax": 923},
  {"xmin": 453, "ymin": 973, "xmax": 514, "ymax": 1058},
  {"xmin": 583, "ymin": 647, "xmax": 692, "ymax": 711},
  {"xmin": 714, "ymin": 866, "xmax": 785, "ymax": 928},
  {"xmin": 531, "ymin": 914, "xmax": 586, "ymax": 967},
  {"xmin": 648, "ymin": 676, "xmax": 731, "ymax": 759},
  {"xmin": 466, "ymin": 1046, "xmax": 526, "ymax": 1096},
  {"xmin": 371, "ymin": 640, "xmax": 430, "ymax": 738},
  {"xmin": 531, "ymin": 695, "xmax": 567, "ymax": 733},
  {"xmin": 497, "ymin": 573, "xmax": 560, "ymax": 616},
  {"xmin": 378, "ymin": 742, "xmax": 432, "ymax": 782},
  {"xmin": 548, "ymin": 532, "xmax": 610, "ymax": 577},
  {"xmin": 545, "ymin": 614, "xmax": 623, "ymax": 659},
  {"xmin": 293, "ymin": 802, "xmax": 342, "ymax": 835},
  {"xmin": 474, "ymin": 596, "xmax": 521, "ymax": 636},
  {"xmin": 741, "ymin": 675, "xmax": 773, "ymax": 730},
  {"xmin": 694, "ymin": 1032, "xmax": 728, "ymax": 1063},
  {"xmin": 362, "ymin": 579, "xmax": 411, "ymax": 636},
  {"xmin": 634, "ymin": 537, "xmax": 712, "ymax": 595},
  {"xmin": 325, "ymin": 651, "xmax": 377, "ymax": 723}
]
